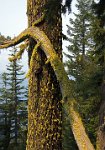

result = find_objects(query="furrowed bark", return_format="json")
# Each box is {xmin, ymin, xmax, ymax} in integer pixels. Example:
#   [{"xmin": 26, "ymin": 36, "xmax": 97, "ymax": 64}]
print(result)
[{"xmin": 27, "ymin": 1, "xmax": 62, "ymax": 149}]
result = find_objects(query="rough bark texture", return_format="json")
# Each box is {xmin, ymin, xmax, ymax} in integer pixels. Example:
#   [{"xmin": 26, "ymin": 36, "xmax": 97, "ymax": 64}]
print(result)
[
  {"xmin": 26, "ymin": 0, "xmax": 62, "ymax": 149},
  {"xmin": 97, "ymin": 80, "xmax": 105, "ymax": 150},
  {"xmin": 97, "ymin": 127, "xmax": 105, "ymax": 150},
  {"xmin": 98, "ymin": 83, "xmax": 105, "ymax": 150}
]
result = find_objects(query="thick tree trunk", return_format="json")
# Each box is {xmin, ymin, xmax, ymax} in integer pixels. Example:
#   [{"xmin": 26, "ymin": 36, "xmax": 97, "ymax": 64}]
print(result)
[
  {"xmin": 96, "ymin": 127, "xmax": 105, "ymax": 150},
  {"xmin": 26, "ymin": 0, "xmax": 62, "ymax": 149}
]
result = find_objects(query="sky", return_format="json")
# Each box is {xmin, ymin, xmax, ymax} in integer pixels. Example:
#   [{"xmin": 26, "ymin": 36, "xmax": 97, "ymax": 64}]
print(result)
[
  {"xmin": 0, "ymin": 0, "xmax": 27, "ymax": 37},
  {"xmin": 0, "ymin": 0, "xmax": 28, "ymax": 73},
  {"xmin": 0, "ymin": 0, "xmax": 77, "ymax": 73}
]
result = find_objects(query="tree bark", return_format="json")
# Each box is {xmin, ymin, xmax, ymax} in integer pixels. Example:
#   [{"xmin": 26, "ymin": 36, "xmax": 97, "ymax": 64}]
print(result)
[
  {"xmin": 96, "ymin": 81, "xmax": 105, "ymax": 150},
  {"xmin": 94, "ymin": 1, "xmax": 105, "ymax": 149},
  {"xmin": 26, "ymin": 0, "xmax": 62, "ymax": 149}
]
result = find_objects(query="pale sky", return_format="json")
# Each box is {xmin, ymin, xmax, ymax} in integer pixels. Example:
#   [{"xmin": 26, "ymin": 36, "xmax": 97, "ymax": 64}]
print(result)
[
  {"xmin": 0, "ymin": 0, "xmax": 28, "ymax": 73},
  {"xmin": 0, "ymin": 0, "xmax": 27, "ymax": 37},
  {"xmin": 62, "ymin": 0, "xmax": 77, "ymax": 61}
]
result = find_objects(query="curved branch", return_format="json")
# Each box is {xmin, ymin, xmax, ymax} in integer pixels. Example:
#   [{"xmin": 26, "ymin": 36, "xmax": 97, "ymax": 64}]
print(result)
[
  {"xmin": 0, "ymin": 26, "xmax": 71, "ymax": 99},
  {"xmin": 0, "ymin": 26, "xmax": 55, "ymax": 58},
  {"xmin": 0, "ymin": 26, "xmax": 95, "ymax": 150}
]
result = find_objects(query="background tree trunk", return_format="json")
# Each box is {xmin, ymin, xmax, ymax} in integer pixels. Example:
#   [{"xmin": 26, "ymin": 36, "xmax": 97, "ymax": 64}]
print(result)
[
  {"xmin": 26, "ymin": 0, "xmax": 62, "ymax": 149},
  {"xmin": 94, "ymin": 0, "xmax": 105, "ymax": 149}
]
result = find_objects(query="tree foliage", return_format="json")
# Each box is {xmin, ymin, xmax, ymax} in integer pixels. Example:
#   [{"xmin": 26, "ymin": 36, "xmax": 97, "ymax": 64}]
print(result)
[
  {"xmin": 0, "ymin": 47, "xmax": 27, "ymax": 150},
  {"xmin": 64, "ymin": 0, "xmax": 101, "ymax": 148},
  {"xmin": 0, "ymin": 72, "xmax": 11, "ymax": 150}
]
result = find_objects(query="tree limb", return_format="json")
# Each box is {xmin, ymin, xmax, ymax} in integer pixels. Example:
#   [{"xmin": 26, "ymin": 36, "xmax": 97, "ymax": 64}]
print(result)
[{"xmin": 0, "ymin": 26, "xmax": 95, "ymax": 150}]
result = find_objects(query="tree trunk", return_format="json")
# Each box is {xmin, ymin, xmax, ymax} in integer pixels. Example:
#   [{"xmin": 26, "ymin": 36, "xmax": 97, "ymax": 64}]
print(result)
[
  {"xmin": 96, "ymin": 83, "xmax": 105, "ymax": 150},
  {"xmin": 95, "ymin": 1, "xmax": 105, "ymax": 149},
  {"xmin": 26, "ymin": 1, "xmax": 62, "ymax": 149}
]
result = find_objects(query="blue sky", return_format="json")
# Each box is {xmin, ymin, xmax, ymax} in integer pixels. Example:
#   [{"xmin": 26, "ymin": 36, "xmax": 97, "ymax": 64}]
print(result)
[{"xmin": 0, "ymin": 0, "xmax": 28, "ymax": 73}]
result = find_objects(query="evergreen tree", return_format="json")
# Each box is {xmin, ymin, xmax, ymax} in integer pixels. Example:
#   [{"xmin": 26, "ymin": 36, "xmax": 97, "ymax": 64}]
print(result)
[
  {"xmin": 91, "ymin": 0, "xmax": 105, "ymax": 148},
  {"xmin": 0, "ymin": 72, "xmax": 12, "ymax": 150},
  {"xmin": 65, "ymin": 0, "xmax": 93, "ymax": 97},
  {"xmin": 64, "ymin": 0, "xmax": 99, "ymax": 147},
  {"xmin": 6, "ymin": 47, "xmax": 27, "ymax": 149}
]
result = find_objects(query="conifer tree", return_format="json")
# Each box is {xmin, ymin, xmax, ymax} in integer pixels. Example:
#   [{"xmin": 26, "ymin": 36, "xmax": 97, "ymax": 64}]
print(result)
[
  {"xmin": 65, "ymin": 0, "xmax": 93, "ymax": 96},
  {"xmin": 0, "ymin": 57, "xmax": 27, "ymax": 150},
  {"xmin": 64, "ymin": 0, "xmax": 98, "ymax": 147},
  {"xmin": 91, "ymin": 0, "xmax": 105, "ymax": 148},
  {"xmin": 0, "ymin": 72, "xmax": 11, "ymax": 150},
  {"xmin": 6, "ymin": 47, "xmax": 27, "ymax": 149}
]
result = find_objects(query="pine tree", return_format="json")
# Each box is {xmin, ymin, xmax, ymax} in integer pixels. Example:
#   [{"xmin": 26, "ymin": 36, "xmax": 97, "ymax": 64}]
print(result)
[
  {"xmin": 0, "ymin": 72, "xmax": 11, "ymax": 150},
  {"xmin": 6, "ymin": 46, "xmax": 27, "ymax": 149},
  {"xmin": 65, "ymin": 0, "xmax": 93, "ymax": 96},
  {"xmin": 91, "ymin": 0, "xmax": 105, "ymax": 148},
  {"xmin": 64, "ymin": 0, "xmax": 98, "ymax": 147}
]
